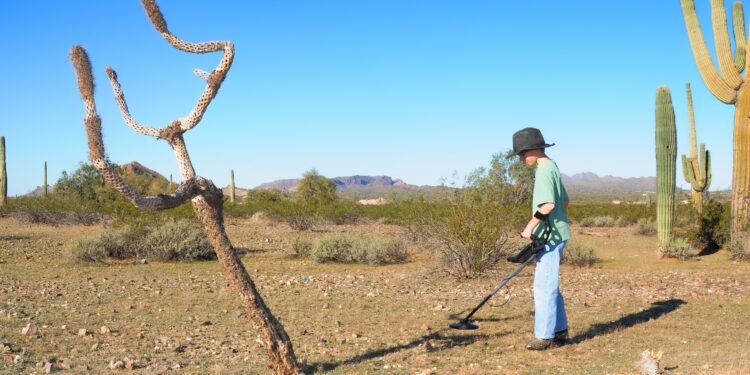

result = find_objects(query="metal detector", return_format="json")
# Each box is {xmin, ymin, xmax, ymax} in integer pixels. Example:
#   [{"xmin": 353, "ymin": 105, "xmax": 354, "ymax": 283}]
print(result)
[{"xmin": 449, "ymin": 219, "xmax": 552, "ymax": 330}]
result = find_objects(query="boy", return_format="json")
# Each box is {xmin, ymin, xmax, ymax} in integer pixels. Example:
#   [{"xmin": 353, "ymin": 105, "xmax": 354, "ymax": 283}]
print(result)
[{"xmin": 513, "ymin": 127, "xmax": 570, "ymax": 351}]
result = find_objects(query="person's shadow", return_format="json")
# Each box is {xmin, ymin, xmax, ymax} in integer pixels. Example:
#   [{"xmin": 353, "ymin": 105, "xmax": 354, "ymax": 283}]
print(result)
[
  {"xmin": 306, "ymin": 327, "xmax": 512, "ymax": 373},
  {"xmin": 569, "ymin": 299, "xmax": 687, "ymax": 344}
]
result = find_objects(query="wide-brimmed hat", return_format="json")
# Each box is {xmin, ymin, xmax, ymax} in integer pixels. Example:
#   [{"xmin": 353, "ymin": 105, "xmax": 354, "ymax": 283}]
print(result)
[{"xmin": 512, "ymin": 127, "xmax": 555, "ymax": 155}]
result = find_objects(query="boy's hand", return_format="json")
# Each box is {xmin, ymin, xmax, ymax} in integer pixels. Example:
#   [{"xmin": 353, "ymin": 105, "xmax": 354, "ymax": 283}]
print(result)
[{"xmin": 520, "ymin": 227, "xmax": 533, "ymax": 240}]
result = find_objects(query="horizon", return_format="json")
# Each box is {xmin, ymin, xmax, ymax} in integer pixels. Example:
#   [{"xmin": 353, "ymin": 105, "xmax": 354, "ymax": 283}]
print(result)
[{"xmin": 0, "ymin": 1, "xmax": 740, "ymax": 196}]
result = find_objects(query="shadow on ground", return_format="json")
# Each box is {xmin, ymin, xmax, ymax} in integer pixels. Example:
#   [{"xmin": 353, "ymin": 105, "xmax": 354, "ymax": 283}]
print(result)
[
  {"xmin": 307, "ymin": 329, "xmax": 511, "ymax": 373},
  {"xmin": 570, "ymin": 299, "xmax": 687, "ymax": 344}
]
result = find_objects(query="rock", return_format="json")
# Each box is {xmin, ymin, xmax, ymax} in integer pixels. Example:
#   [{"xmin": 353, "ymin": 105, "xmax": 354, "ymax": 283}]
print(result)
[
  {"xmin": 60, "ymin": 325, "xmax": 67, "ymax": 330},
  {"xmin": 100, "ymin": 326, "xmax": 110, "ymax": 334},
  {"xmin": 44, "ymin": 361, "xmax": 52, "ymax": 374},
  {"xmin": 78, "ymin": 328, "xmax": 87, "ymax": 337},
  {"xmin": 22, "ymin": 323, "xmax": 36, "ymax": 336},
  {"xmin": 13, "ymin": 355, "xmax": 23, "ymax": 364},
  {"xmin": 2, "ymin": 343, "xmax": 12, "ymax": 354},
  {"xmin": 137, "ymin": 332, "xmax": 145, "ymax": 339},
  {"xmin": 420, "ymin": 323, "xmax": 431, "ymax": 331},
  {"xmin": 201, "ymin": 321, "xmax": 212, "ymax": 326},
  {"xmin": 232, "ymin": 310, "xmax": 243, "ymax": 319},
  {"xmin": 90, "ymin": 342, "xmax": 99, "ymax": 351},
  {"xmin": 109, "ymin": 360, "xmax": 125, "ymax": 369}
]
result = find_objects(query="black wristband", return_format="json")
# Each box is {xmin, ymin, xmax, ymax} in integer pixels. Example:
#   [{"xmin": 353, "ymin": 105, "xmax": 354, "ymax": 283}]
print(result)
[{"xmin": 534, "ymin": 211, "xmax": 549, "ymax": 220}]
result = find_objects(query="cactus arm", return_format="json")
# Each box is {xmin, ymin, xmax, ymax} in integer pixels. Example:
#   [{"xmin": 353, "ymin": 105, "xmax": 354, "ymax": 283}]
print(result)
[
  {"xmin": 711, "ymin": 0, "xmax": 744, "ymax": 87},
  {"xmin": 700, "ymin": 143, "xmax": 711, "ymax": 189},
  {"xmin": 682, "ymin": 154, "xmax": 696, "ymax": 185},
  {"xmin": 0, "ymin": 136, "xmax": 6, "ymax": 206},
  {"xmin": 139, "ymin": 0, "xmax": 234, "ymax": 133},
  {"xmin": 105, "ymin": 66, "xmax": 162, "ymax": 138},
  {"xmin": 733, "ymin": 2, "xmax": 747, "ymax": 73},
  {"xmin": 69, "ymin": 46, "xmax": 207, "ymax": 211},
  {"xmin": 681, "ymin": 0, "xmax": 738, "ymax": 103}
]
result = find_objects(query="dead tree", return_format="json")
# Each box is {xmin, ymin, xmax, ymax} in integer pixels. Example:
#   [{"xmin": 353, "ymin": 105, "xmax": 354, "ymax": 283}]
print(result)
[{"xmin": 68, "ymin": 1, "xmax": 302, "ymax": 373}]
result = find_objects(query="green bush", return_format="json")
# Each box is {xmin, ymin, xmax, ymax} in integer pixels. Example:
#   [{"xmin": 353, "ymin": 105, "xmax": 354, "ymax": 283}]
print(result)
[
  {"xmin": 661, "ymin": 238, "xmax": 694, "ymax": 260},
  {"xmin": 310, "ymin": 234, "xmax": 408, "ymax": 264},
  {"xmin": 562, "ymin": 243, "xmax": 598, "ymax": 267},
  {"xmin": 409, "ymin": 150, "xmax": 531, "ymax": 278},
  {"xmin": 728, "ymin": 239, "xmax": 750, "ymax": 261},
  {"xmin": 578, "ymin": 215, "xmax": 618, "ymax": 228},
  {"xmin": 291, "ymin": 237, "xmax": 313, "ymax": 258},
  {"xmin": 68, "ymin": 219, "xmax": 215, "ymax": 262},
  {"xmin": 688, "ymin": 199, "xmax": 730, "ymax": 248},
  {"xmin": 635, "ymin": 218, "xmax": 657, "ymax": 236}
]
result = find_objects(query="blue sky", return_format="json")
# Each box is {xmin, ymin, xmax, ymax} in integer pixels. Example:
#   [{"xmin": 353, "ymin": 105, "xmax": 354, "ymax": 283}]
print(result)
[{"xmin": 0, "ymin": 1, "xmax": 740, "ymax": 196}]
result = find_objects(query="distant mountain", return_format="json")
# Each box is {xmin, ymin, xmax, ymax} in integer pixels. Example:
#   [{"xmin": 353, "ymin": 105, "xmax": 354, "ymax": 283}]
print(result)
[
  {"xmin": 121, "ymin": 162, "xmax": 166, "ymax": 180},
  {"xmin": 255, "ymin": 175, "xmax": 426, "ymax": 197},
  {"xmin": 562, "ymin": 172, "xmax": 656, "ymax": 198},
  {"xmin": 24, "ymin": 185, "xmax": 54, "ymax": 197}
]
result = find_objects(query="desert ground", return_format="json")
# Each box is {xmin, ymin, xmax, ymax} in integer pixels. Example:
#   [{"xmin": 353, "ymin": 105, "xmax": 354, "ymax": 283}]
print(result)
[{"xmin": 1, "ymin": 216, "xmax": 749, "ymax": 374}]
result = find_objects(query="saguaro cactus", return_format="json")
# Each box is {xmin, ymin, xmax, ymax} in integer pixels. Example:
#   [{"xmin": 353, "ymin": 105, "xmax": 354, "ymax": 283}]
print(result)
[
  {"xmin": 0, "ymin": 136, "xmax": 6, "ymax": 206},
  {"xmin": 656, "ymin": 86, "xmax": 677, "ymax": 248},
  {"xmin": 68, "ymin": 1, "xmax": 301, "ymax": 373},
  {"xmin": 680, "ymin": 0, "xmax": 750, "ymax": 242},
  {"xmin": 230, "ymin": 169, "xmax": 236, "ymax": 204},
  {"xmin": 681, "ymin": 83, "xmax": 711, "ymax": 213},
  {"xmin": 43, "ymin": 161, "xmax": 48, "ymax": 197}
]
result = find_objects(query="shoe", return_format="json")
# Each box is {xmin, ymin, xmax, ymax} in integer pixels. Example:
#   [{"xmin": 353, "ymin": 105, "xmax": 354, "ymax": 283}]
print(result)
[
  {"xmin": 525, "ymin": 338, "xmax": 552, "ymax": 351},
  {"xmin": 553, "ymin": 329, "xmax": 569, "ymax": 346}
]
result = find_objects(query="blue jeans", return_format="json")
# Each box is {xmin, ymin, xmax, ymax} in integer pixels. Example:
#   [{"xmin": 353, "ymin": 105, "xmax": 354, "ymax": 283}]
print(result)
[{"xmin": 534, "ymin": 240, "xmax": 568, "ymax": 339}]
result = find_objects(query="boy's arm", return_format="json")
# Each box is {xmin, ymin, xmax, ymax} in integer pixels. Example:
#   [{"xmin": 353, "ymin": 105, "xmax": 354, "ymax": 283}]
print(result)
[{"xmin": 521, "ymin": 202, "xmax": 555, "ymax": 239}]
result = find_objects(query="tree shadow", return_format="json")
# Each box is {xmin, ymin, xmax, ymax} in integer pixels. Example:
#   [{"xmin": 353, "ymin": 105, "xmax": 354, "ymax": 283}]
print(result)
[
  {"xmin": 306, "ymin": 329, "xmax": 510, "ymax": 373},
  {"xmin": 446, "ymin": 313, "xmax": 524, "ymax": 323},
  {"xmin": 697, "ymin": 244, "xmax": 720, "ymax": 256},
  {"xmin": 570, "ymin": 299, "xmax": 686, "ymax": 344},
  {"xmin": 0, "ymin": 235, "xmax": 30, "ymax": 241}
]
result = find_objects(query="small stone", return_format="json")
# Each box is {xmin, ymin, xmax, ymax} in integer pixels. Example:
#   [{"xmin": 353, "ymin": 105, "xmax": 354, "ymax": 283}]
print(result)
[
  {"xmin": 201, "ymin": 321, "xmax": 212, "ymax": 326},
  {"xmin": 78, "ymin": 328, "xmax": 87, "ymax": 337},
  {"xmin": 351, "ymin": 333, "xmax": 360, "ymax": 339},
  {"xmin": 60, "ymin": 325, "xmax": 67, "ymax": 330},
  {"xmin": 109, "ymin": 360, "xmax": 125, "ymax": 369},
  {"xmin": 140, "ymin": 259, "xmax": 148, "ymax": 264},
  {"xmin": 90, "ymin": 342, "xmax": 99, "ymax": 351},
  {"xmin": 13, "ymin": 355, "xmax": 23, "ymax": 364},
  {"xmin": 232, "ymin": 310, "xmax": 243, "ymax": 319},
  {"xmin": 100, "ymin": 326, "xmax": 110, "ymax": 334},
  {"xmin": 420, "ymin": 324, "xmax": 431, "ymax": 331},
  {"xmin": 22, "ymin": 323, "xmax": 36, "ymax": 336},
  {"xmin": 44, "ymin": 361, "xmax": 52, "ymax": 374},
  {"xmin": 137, "ymin": 332, "xmax": 145, "ymax": 339}
]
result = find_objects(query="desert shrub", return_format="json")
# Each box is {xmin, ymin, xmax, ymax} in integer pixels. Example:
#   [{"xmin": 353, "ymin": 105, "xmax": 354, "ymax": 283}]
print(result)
[
  {"xmin": 291, "ymin": 237, "xmax": 313, "ymax": 258},
  {"xmin": 311, "ymin": 234, "xmax": 408, "ymax": 264},
  {"xmin": 284, "ymin": 203, "xmax": 317, "ymax": 231},
  {"xmin": 727, "ymin": 239, "xmax": 750, "ymax": 261},
  {"xmin": 298, "ymin": 169, "xmax": 338, "ymax": 205},
  {"xmin": 353, "ymin": 236, "xmax": 409, "ymax": 264},
  {"xmin": 635, "ymin": 218, "xmax": 657, "ymax": 236},
  {"xmin": 561, "ymin": 243, "xmax": 598, "ymax": 267},
  {"xmin": 69, "ymin": 219, "xmax": 215, "ymax": 262},
  {"xmin": 409, "ymin": 150, "xmax": 532, "ymax": 278},
  {"xmin": 9, "ymin": 195, "xmax": 105, "ymax": 226},
  {"xmin": 578, "ymin": 215, "xmax": 617, "ymax": 228},
  {"xmin": 142, "ymin": 220, "xmax": 215, "ymax": 261},
  {"xmin": 312, "ymin": 235, "xmax": 353, "ymax": 263},
  {"xmin": 687, "ymin": 199, "xmax": 730, "ymax": 248},
  {"xmin": 661, "ymin": 238, "xmax": 694, "ymax": 260}
]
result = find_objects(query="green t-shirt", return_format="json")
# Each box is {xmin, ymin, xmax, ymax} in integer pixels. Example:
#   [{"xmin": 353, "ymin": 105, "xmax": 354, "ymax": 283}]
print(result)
[{"xmin": 532, "ymin": 159, "xmax": 571, "ymax": 244}]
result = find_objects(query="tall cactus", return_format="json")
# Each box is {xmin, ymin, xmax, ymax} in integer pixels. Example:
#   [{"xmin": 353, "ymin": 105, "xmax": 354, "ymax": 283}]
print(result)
[
  {"xmin": 43, "ymin": 161, "xmax": 48, "ymax": 197},
  {"xmin": 0, "ymin": 136, "xmax": 6, "ymax": 206},
  {"xmin": 656, "ymin": 86, "xmax": 677, "ymax": 247},
  {"xmin": 680, "ymin": 0, "xmax": 750, "ymax": 242},
  {"xmin": 230, "ymin": 169, "xmax": 236, "ymax": 204},
  {"xmin": 681, "ymin": 82, "xmax": 711, "ymax": 213}
]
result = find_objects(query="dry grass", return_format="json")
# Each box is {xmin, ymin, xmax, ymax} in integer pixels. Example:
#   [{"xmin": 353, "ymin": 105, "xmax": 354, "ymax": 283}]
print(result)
[{"xmin": 1, "ymin": 217, "xmax": 749, "ymax": 374}]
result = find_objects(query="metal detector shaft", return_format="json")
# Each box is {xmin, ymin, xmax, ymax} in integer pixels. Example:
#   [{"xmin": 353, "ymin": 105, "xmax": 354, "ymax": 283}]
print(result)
[{"xmin": 459, "ymin": 252, "xmax": 538, "ymax": 323}]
